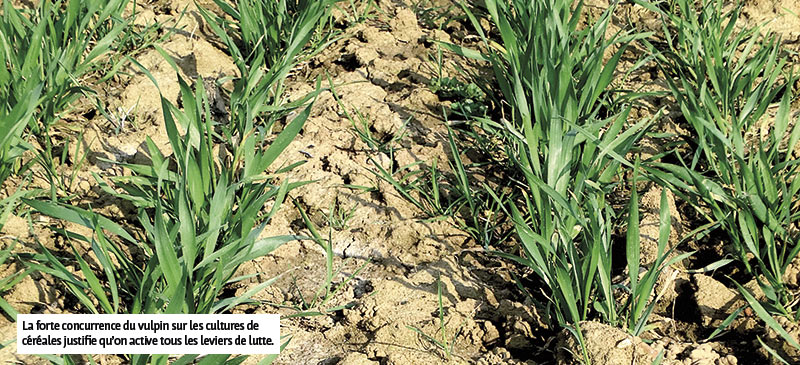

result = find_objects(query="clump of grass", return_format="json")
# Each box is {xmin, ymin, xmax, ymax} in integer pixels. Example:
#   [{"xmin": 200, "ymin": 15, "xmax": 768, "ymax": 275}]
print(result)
[
  {"xmin": 203, "ymin": 0, "xmax": 333, "ymax": 70},
  {"xmin": 0, "ymin": 240, "xmax": 33, "ymax": 322},
  {"xmin": 279, "ymin": 201, "xmax": 370, "ymax": 318},
  {"xmin": 16, "ymin": 1, "xmax": 339, "ymax": 363},
  {"xmin": 0, "ymin": 0, "xmax": 128, "ymax": 130},
  {"xmin": 413, "ymin": 0, "xmax": 461, "ymax": 30},
  {"xmin": 198, "ymin": 0, "xmax": 335, "ymax": 140},
  {"xmin": 431, "ymin": 0, "xmax": 681, "ymax": 361},
  {"xmin": 0, "ymin": 86, "xmax": 41, "ymax": 188},
  {"xmin": 327, "ymin": 79, "xmax": 487, "ymax": 235},
  {"xmin": 26, "ymin": 74, "xmax": 309, "ymax": 307},
  {"xmin": 327, "ymin": 197, "xmax": 356, "ymax": 231},
  {"xmin": 0, "ymin": 0, "xmax": 158, "ymax": 200},
  {"xmin": 641, "ymin": 0, "xmax": 800, "ymax": 316},
  {"xmin": 333, "ymin": 0, "xmax": 381, "ymax": 26},
  {"xmin": 24, "ymin": 74, "xmax": 312, "ymax": 364},
  {"xmin": 362, "ymin": 120, "xmax": 509, "ymax": 246},
  {"xmin": 450, "ymin": 0, "xmax": 643, "ymax": 293},
  {"xmin": 366, "ymin": 3, "xmax": 673, "ymax": 355},
  {"xmin": 600, "ymin": 166, "xmax": 692, "ymax": 335}
]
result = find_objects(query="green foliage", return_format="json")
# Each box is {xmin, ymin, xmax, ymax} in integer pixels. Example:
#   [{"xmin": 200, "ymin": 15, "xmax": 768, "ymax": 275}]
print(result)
[
  {"xmin": 282, "ymin": 201, "xmax": 371, "ymax": 317},
  {"xmin": 641, "ymin": 0, "xmax": 800, "ymax": 314},
  {"xmin": 327, "ymin": 198, "xmax": 356, "ymax": 231},
  {"xmin": 16, "ymin": 1, "xmax": 337, "ymax": 362},
  {"xmin": 0, "ymin": 0, "xmax": 154, "ymax": 200},
  {"xmin": 413, "ymin": 0, "xmax": 461, "ymax": 30},
  {"xmin": 0, "ymin": 239, "xmax": 33, "ymax": 321},
  {"xmin": 0, "ymin": 86, "xmax": 40, "ymax": 187},
  {"xmin": 429, "ymin": 77, "xmax": 488, "ymax": 118},
  {"xmin": 23, "ymin": 74, "xmax": 312, "ymax": 364},
  {"xmin": 401, "ymin": 3, "xmax": 699, "ymax": 363},
  {"xmin": 448, "ymin": 0, "xmax": 652, "ymax": 327},
  {"xmin": 0, "ymin": 0, "xmax": 130, "ymax": 135},
  {"xmin": 329, "ymin": 0, "xmax": 382, "ymax": 30},
  {"xmin": 0, "ymin": 0, "xmax": 143, "ymax": 323},
  {"xmin": 27, "ymin": 74, "xmax": 310, "ymax": 314},
  {"xmin": 406, "ymin": 274, "xmax": 461, "ymax": 360},
  {"xmin": 205, "ymin": 0, "xmax": 333, "ymax": 70},
  {"xmin": 603, "ymin": 170, "xmax": 693, "ymax": 335},
  {"xmin": 198, "ymin": 0, "xmax": 334, "ymax": 138},
  {"xmin": 639, "ymin": 0, "xmax": 783, "ymax": 120}
]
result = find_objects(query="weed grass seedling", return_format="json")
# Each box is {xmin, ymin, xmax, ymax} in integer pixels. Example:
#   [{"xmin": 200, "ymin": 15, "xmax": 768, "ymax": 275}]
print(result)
[
  {"xmin": 276, "ymin": 200, "xmax": 370, "ymax": 318},
  {"xmin": 0, "ymin": 240, "xmax": 32, "ymax": 321},
  {"xmin": 327, "ymin": 198, "xmax": 357, "ymax": 231},
  {"xmin": 406, "ymin": 274, "xmax": 464, "ymax": 361},
  {"xmin": 413, "ymin": 0, "xmax": 461, "ymax": 30},
  {"xmin": 334, "ymin": 0, "xmax": 381, "ymax": 27}
]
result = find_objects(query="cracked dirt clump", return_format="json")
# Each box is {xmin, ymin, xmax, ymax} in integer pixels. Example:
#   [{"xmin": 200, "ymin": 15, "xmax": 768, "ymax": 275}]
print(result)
[
  {"xmin": 652, "ymin": 341, "xmax": 738, "ymax": 365},
  {"xmin": 557, "ymin": 321, "xmax": 656, "ymax": 364},
  {"xmin": 693, "ymin": 274, "xmax": 742, "ymax": 327}
]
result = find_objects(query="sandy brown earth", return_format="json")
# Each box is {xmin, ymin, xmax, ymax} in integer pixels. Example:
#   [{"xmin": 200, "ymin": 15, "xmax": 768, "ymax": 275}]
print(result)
[{"xmin": 3, "ymin": 0, "xmax": 800, "ymax": 364}]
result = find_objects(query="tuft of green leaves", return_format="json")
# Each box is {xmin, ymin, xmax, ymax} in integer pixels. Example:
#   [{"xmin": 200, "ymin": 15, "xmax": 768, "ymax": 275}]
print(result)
[
  {"xmin": 406, "ymin": 274, "xmax": 461, "ymax": 360},
  {"xmin": 429, "ymin": 77, "xmax": 488, "ymax": 118},
  {"xmin": 0, "ymin": 0, "xmax": 152, "ymax": 200},
  {"xmin": 0, "ymin": 239, "xmax": 33, "ymax": 321},
  {"xmin": 419, "ymin": 2, "xmax": 691, "ymax": 363},
  {"xmin": 642, "ymin": 0, "xmax": 800, "ymax": 315},
  {"xmin": 0, "ymin": 85, "xmax": 41, "ymax": 187},
  {"xmin": 198, "ymin": 0, "xmax": 335, "ymax": 139},
  {"xmin": 27, "ymin": 73, "xmax": 312, "ymax": 314},
  {"xmin": 0, "ymin": 0, "xmax": 130, "ymax": 136},
  {"xmin": 448, "ymin": 0, "xmax": 651, "ymax": 321},
  {"xmin": 18, "ymin": 1, "xmax": 338, "ymax": 362},
  {"xmin": 23, "ymin": 74, "xmax": 312, "ymax": 364}
]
